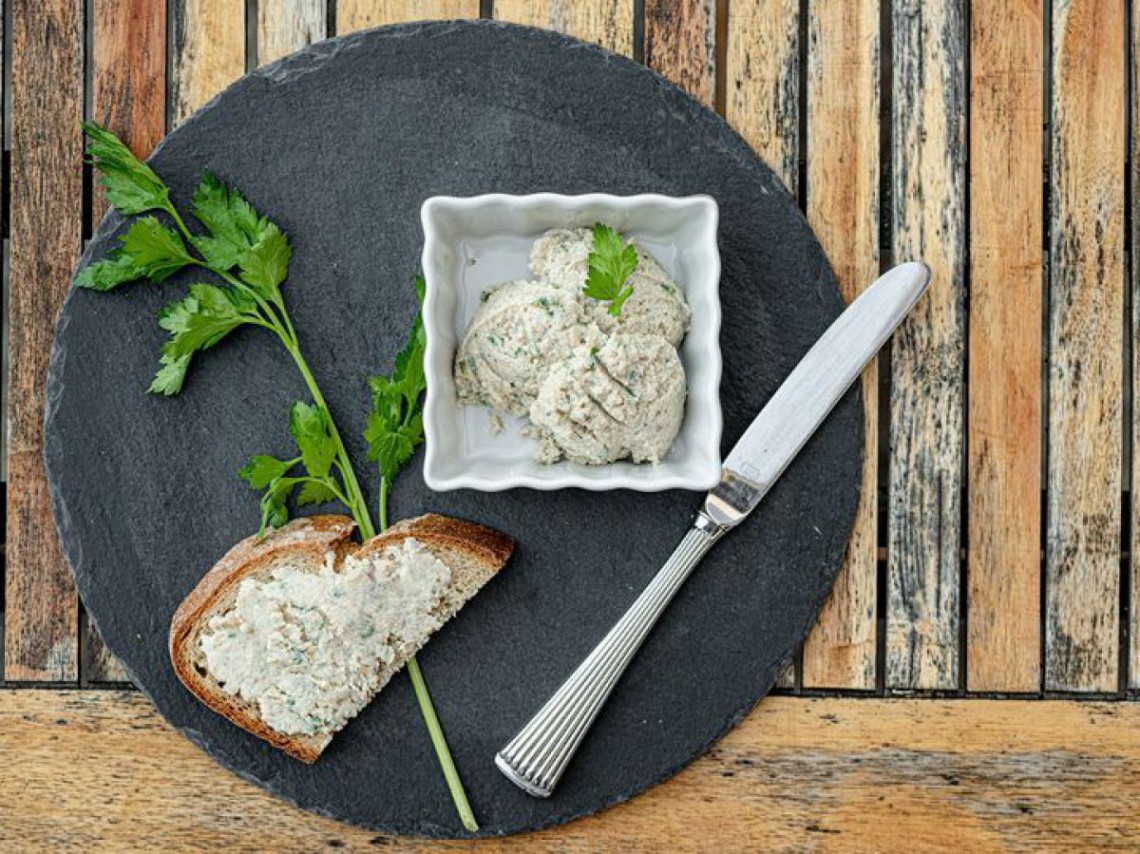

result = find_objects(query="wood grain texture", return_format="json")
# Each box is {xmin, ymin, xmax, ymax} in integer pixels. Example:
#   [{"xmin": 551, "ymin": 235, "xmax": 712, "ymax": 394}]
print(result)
[
  {"xmin": 886, "ymin": 0, "xmax": 966, "ymax": 691},
  {"xmin": 87, "ymin": 0, "xmax": 169, "ymax": 683},
  {"xmin": 92, "ymin": 0, "xmax": 167, "ymax": 222},
  {"xmin": 258, "ymin": 0, "xmax": 326, "ymax": 66},
  {"xmin": 800, "ymin": 0, "xmax": 880, "ymax": 691},
  {"xmin": 724, "ymin": 0, "xmax": 800, "ymax": 689},
  {"xmin": 721, "ymin": 0, "xmax": 801, "ymax": 691},
  {"xmin": 171, "ymin": 0, "xmax": 246, "ymax": 125},
  {"xmin": 5, "ymin": 0, "xmax": 83, "ymax": 682},
  {"xmin": 644, "ymin": 0, "xmax": 716, "ymax": 106},
  {"xmin": 494, "ymin": 0, "xmax": 635, "ymax": 57},
  {"xmin": 1046, "ymin": 0, "xmax": 1124, "ymax": 693},
  {"xmin": 724, "ymin": 0, "xmax": 800, "ymax": 194},
  {"xmin": 4, "ymin": 691, "xmax": 1140, "ymax": 850},
  {"xmin": 1133, "ymin": 0, "xmax": 1140, "ymax": 691},
  {"xmin": 338, "ymin": 0, "xmax": 480, "ymax": 33},
  {"xmin": 966, "ymin": 0, "xmax": 1043, "ymax": 694}
]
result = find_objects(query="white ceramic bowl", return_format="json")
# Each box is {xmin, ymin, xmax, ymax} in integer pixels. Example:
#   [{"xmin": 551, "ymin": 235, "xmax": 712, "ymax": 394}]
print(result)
[{"xmin": 421, "ymin": 193, "xmax": 722, "ymax": 492}]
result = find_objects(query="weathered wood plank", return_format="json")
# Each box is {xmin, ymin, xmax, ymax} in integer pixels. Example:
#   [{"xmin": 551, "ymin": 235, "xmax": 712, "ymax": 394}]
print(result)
[
  {"xmin": 92, "ymin": 0, "xmax": 167, "ymax": 222},
  {"xmin": 1133, "ymin": 0, "xmax": 1140, "ymax": 691},
  {"xmin": 171, "ymin": 0, "xmax": 247, "ymax": 125},
  {"xmin": 5, "ymin": 0, "xmax": 83, "ymax": 682},
  {"xmin": 86, "ymin": 0, "xmax": 169, "ymax": 683},
  {"xmin": 800, "ymin": 0, "xmax": 880, "ymax": 691},
  {"xmin": 725, "ymin": 0, "xmax": 800, "ymax": 689},
  {"xmin": 644, "ymin": 0, "xmax": 716, "ymax": 106},
  {"xmin": 724, "ymin": 0, "xmax": 800, "ymax": 195},
  {"xmin": 886, "ymin": 0, "xmax": 966, "ymax": 691},
  {"xmin": 494, "ymin": 0, "xmax": 635, "ymax": 56},
  {"xmin": 966, "ymin": 0, "xmax": 1043, "ymax": 694},
  {"xmin": 4, "ymin": 691, "xmax": 1140, "ymax": 850},
  {"xmin": 1046, "ymin": 0, "xmax": 1125, "ymax": 693},
  {"xmin": 258, "ymin": 0, "xmax": 326, "ymax": 66},
  {"xmin": 338, "ymin": 0, "xmax": 481, "ymax": 33}
]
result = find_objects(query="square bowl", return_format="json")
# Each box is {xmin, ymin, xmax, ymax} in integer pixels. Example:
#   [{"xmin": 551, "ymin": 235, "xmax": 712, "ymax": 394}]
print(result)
[{"xmin": 421, "ymin": 193, "xmax": 722, "ymax": 492}]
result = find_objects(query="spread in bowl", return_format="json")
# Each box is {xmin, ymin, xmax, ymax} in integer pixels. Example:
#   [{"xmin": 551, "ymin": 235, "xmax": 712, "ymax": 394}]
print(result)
[{"xmin": 454, "ymin": 227, "xmax": 691, "ymax": 465}]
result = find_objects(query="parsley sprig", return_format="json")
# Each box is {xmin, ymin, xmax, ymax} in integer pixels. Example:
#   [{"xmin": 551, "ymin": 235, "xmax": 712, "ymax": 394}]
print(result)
[
  {"xmin": 583, "ymin": 222, "xmax": 638, "ymax": 316},
  {"xmin": 83, "ymin": 124, "xmax": 477, "ymax": 832},
  {"xmin": 81, "ymin": 121, "xmax": 371, "ymax": 536},
  {"xmin": 237, "ymin": 277, "xmax": 472, "ymax": 831},
  {"xmin": 238, "ymin": 402, "xmax": 346, "ymax": 535},
  {"xmin": 365, "ymin": 275, "xmax": 427, "ymax": 528}
]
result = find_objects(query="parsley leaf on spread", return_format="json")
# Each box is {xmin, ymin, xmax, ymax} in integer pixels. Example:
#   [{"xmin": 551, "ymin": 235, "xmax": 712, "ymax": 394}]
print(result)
[{"xmin": 583, "ymin": 222, "xmax": 638, "ymax": 317}]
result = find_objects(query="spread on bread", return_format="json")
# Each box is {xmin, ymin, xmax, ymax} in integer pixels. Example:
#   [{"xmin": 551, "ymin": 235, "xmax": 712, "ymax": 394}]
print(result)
[
  {"xmin": 170, "ymin": 514, "xmax": 514, "ymax": 762},
  {"xmin": 199, "ymin": 539, "xmax": 452, "ymax": 737}
]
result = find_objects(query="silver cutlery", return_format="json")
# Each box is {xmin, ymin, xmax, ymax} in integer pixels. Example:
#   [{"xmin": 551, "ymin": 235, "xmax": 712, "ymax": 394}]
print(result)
[{"xmin": 495, "ymin": 261, "xmax": 932, "ymax": 798}]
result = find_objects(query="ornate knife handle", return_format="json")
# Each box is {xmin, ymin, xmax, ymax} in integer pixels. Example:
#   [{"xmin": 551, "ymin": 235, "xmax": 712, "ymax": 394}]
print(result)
[{"xmin": 495, "ymin": 513, "xmax": 727, "ymax": 797}]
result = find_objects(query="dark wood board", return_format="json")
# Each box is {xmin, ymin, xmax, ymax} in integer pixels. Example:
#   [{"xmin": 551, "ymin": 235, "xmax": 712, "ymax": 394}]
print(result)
[{"xmin": 44, "ymin": 21, "xmax": 860, "ymax": 837}]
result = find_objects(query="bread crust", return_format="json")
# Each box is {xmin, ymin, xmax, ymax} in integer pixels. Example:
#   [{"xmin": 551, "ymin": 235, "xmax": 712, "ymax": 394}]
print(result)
[{"xmin": 169, "ymin": 513, "xmax": 513, "ymax": 763}]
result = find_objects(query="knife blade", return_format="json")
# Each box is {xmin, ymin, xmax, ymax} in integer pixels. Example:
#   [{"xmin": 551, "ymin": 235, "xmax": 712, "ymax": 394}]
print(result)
[
  {"xmin": 496, "ymin": 261, "xmax": 932, "ymax": 798},
  {"xmin": 705, "ymin": 260, "xmax": 931, "ymax": 529}
]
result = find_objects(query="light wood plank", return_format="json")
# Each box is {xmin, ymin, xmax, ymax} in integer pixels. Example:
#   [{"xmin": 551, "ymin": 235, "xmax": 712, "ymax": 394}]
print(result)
[
  {"xmin": 725, "ymin": 0, "xmax": 800, "ymax": 689},
  {"xmin": 258, "ymin": 0, "xmax": 327, "ymax": 66},
  {"xmin": 725, "ymin": 0, "xmax": 798, "ymax": 688},
  {"xmin": 86, "ymin": 0, "xmax": 169, "ymax": 682},
  {"xmin": 644, "ymin": 0, "xmax": 716, "ymax": 106},
  {"xmin": 4, "ymin": 691, "xmax": 1140, "ymax": 850},
  {"xmin": 1046, "ymin": 0, "xmax": 1125, "ymax": 693},
  {"xmin": 338, "ymin": 0, "xmax": 481, "ymax": 33},
  {"xmin": 724, "ymin": 0, "xmax": 800, "ymax": 195},
  {"xmin": 801, "ymin": 0, "xmax": 880, "ymax": 691},
  {"xmin": 886, "ymin": 0, "xmax": 966, "ymax": 691},
  {"xmin": 966, "ymin": 0, "xmax": 1043, "ymax": 693},
  {"xmin": 171, "ymin": 0, "xmax": 247, "ymax": 125},
  {"xmin": 5, "ymin": 0, "xmax": 83, "ymax": 682},
  {"xmin": 1133, "ymin": 0, "xmax": 1140, "ymax": 691},
  {"xmin": 494, "ymin": 0, "xmax": 634, "ymax": 56},
  {"xmin": 92, "ymin": 0, "xmax": 167, "ymax": 222}
]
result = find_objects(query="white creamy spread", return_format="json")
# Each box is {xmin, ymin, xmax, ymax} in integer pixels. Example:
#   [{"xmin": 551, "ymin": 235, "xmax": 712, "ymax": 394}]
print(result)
[
  {"xmin": 530, "ymin": 334, "xmax": 686, "ymax": 464},
  {"xmin": 454, "ymin": 279, "xmax": 599, "ymax": 417},
  {"xmin": 455, "ymin": 228, "xmax": 690, "ymax": 464},
  {"xmin": 198, "ymin": 538, "xmax": 451, "ymax": 737}
]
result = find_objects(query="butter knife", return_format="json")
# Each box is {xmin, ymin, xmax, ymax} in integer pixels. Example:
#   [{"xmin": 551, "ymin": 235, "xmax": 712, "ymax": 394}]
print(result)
[{"xmin": 495, "ymin": 261, "xmax": 932, "ymax": 798}]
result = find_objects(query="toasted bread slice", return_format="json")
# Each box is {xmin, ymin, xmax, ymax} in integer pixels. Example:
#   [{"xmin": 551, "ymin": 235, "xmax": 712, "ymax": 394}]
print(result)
[{"xmin": 170, "ymin": 513, "xmax": 513, "ymax": 762}]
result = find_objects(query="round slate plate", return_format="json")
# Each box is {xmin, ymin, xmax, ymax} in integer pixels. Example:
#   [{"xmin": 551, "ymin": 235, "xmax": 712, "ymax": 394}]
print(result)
[{"xmin": 45, "ymin": 20, "xmax": 861, "ymax": 838}]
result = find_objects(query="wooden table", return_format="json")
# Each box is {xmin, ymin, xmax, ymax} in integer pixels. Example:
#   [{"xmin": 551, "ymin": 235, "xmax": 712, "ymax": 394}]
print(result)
[{"xmin": 3, "ymin": 1, "xmax": 1136, "ymax": 850}]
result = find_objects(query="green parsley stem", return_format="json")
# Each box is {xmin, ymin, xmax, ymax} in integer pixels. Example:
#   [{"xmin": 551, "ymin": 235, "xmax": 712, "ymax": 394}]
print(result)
[
  {"xmin": 406, "ymin": 658, "xmax": 478, "ymax": 832},
  {"xmin": 283, "ymin": 340, "xmax": 476, "ymax": 831},
  {"xmin": 167, "ymin": 183, "xmax": 473, "ymax": 831},
  {"xmin": 280, "ymin": 339, "xmax": 375, "ymax": 539},
  {"xmin": 380, "ymin": 495, "xmax": 477, "ymax": 833},
  {"xmin": 299, "ymin": 475, "xmax": 350, "ymax": 509},
  {"xmin": 164, "ymin": 203, "xmax": 196, "ymax": 249}
]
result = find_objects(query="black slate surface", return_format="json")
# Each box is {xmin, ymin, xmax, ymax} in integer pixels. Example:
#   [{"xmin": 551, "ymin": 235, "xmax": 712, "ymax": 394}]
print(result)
[{"xmin": 44, "ymin": 21, "xmax": 862, "ymax": 838}]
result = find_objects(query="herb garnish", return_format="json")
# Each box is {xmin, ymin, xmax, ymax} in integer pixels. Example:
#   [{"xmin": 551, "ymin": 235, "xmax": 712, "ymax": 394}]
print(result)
[
  {"xmin": 365, "ymin": 276, "xmax": 428, "ymax": 528},
  {"xmin": 583, "ymin": 222, "xmax": 638, "ymax": 316},
  {"xmin": 238, "ymin": 401, "xmax": 346, "ymax": 535},
  {"xmin": 83, "ymin": 124, "xmax": 478, "ymax": 831}
]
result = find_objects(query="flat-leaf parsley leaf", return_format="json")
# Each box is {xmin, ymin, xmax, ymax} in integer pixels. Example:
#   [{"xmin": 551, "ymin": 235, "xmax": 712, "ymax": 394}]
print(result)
[{"xmin": 582, "ymin": 222, "xmax": 638, "ymax": 317}]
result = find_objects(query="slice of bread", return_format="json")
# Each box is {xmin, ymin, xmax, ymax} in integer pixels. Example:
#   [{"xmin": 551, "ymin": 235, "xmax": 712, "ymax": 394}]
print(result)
[{"xmin": 169, "ymin": 513, "xmax": 513, "ymax": 762}]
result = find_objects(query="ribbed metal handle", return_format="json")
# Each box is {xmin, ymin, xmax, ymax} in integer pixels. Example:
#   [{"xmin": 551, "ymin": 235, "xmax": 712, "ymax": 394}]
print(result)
[{"xmin": 495, "ymin": 514, "xmax": 726, "ymax": 797}]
